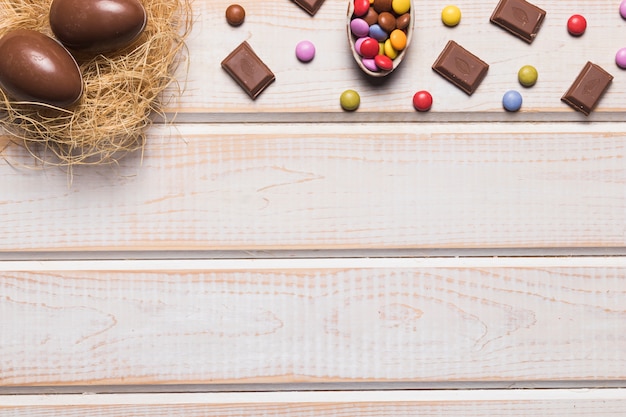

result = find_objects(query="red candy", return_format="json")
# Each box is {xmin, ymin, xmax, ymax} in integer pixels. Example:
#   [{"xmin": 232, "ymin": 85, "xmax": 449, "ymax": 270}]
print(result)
[
  {"xmin": 567, "ymin": 14, "xmax": 586, "ymax": 36},
  {"xmin": 359, "ymin": 37, "xmax": 379, "ymax": 58},
  {"xmin": 412, "ymin": 90, "xmax": 433, "ymax": 112},
  {"xmin": 374, "ymin": 54, "xmax": 393, "ymax": 70},
  {"xmin": 353, "ymin": 0, "xmax": 370, "ymax": 17}
]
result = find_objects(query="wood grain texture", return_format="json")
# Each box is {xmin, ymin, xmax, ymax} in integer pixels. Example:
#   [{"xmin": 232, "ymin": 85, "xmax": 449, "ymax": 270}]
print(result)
[
  {"xmin": 166, "ymin": 0, "xmax": 626, "ymax": 122},
  {"xmin": 1, "ymin": 0, "xmax": 626, "ymax": 404},
  {"xmin": 2, "ymin": 390, "xmax": 626, "ymax": 416},
  {"xmin": 1, "ymin": 124, "xmax": 624, "ymax": 252},
  {"xmin": 1, "ymin": 258, "xmax": 624, "ymax": 386}
]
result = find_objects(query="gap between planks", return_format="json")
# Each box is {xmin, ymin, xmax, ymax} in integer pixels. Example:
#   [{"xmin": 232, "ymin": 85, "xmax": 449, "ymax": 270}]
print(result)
[
  {"xmin": 3, "ymin": 247, "xmax": 626, "ymax": 262},
  {"xmin": 3, "ymin": 380, "xmax": 626, "ymax": 396}
]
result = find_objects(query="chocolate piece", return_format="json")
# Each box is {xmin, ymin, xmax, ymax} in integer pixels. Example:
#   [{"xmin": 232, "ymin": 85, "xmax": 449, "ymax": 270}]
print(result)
[
  {"xmin": 490, "ymin": 0, "xmax": 546, "ymax": 43},
  {"xmin": 291, "ymin": 0, "xmax": 325, "ymax": 15},
  {"xmin": 431, "ymin": 40, "xmax": 489, "ymax": 95},
  {"xmin": 561, "ymin": 61, "xmax": 613, "ymax": 116},
  {"xmin": 221, "ymin": 41, "xmax": 275, "ymax": 99}
]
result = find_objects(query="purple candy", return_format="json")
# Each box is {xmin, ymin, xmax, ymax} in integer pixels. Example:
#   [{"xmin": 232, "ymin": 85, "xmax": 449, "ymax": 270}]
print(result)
[
  {"xmin": 621, "ymin": 0, "xmax": 626, "ymax": 19},
  {"xmin": 616, "ymin": 47, "xmax": 626, "ymax": 69},
  {"xmin": 296, "ymin": 40, "xmax": 315, "ymax": 62},
  {"xmin": 350, "ymin": 18, "xmax": 370, "ymax": 37},
  {"xmin": 361, "ymin": 57, "xmax": 379, "ymax": 72}
]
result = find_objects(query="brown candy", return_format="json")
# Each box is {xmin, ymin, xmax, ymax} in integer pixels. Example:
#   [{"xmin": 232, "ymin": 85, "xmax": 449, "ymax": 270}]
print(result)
[
  {"xmin": 373, "ymin": 0, "xmax": 393, "ymax": 13},
  {"xmin": 378, "ymin": 12, "xmax": 396, "ymax": 33},
  {"xmin": 396, "ymin": 13, "xmax": 410, "ymax": 30},
  {"xmin": 225, "ymin": 4, "xmax": 245, "ymax": 26},
  {"xmin": 363, "ymin": 8, "xmax": 379, "ymax": 26}
]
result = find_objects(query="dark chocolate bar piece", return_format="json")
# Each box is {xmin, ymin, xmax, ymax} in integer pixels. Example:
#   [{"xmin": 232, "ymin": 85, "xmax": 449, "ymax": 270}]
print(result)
[
  {"xmin": 432, "ymin": 40, "xmax": 489, "ymax": 95},
  {"xmin": 561, "ymin": 61, "xmax": 613, "ymax": 116},
  {"xmin": 221, "ymin": 41, "xmax": 275, "ymax": 99},
  {"xmin": 490, "ymin": 0, "xmax": 546, "ymax": 43},
  {"xmin": 291, "ymin": 0, "xmax": 325, "ymax": 15}
]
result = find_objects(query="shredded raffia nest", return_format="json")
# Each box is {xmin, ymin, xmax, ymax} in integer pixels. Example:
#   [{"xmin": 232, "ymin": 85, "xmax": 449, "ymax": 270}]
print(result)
[{"xmin": 0, "ymin": 0, "xmax": 192, "ymax": 166}]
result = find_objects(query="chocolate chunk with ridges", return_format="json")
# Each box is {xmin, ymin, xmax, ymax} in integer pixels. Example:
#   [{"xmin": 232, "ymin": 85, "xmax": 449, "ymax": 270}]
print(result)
[
  {"xmin": 431, "ymin": 40, "xmax": 489, "ymax": 95},
  {"xmin": 291, "ymin": 0, "xmax": 325, "ymax": 15},
  {"xmin": 221, "ymin": 41, "xmax": 275, "ymax": 99},
  {"xmin": 490, "ymin": 0, "xmax": 546, "ymax": 43},
  {"xmin": 561, "ymin": 61, "xmax": 613, "ymax": 116}
]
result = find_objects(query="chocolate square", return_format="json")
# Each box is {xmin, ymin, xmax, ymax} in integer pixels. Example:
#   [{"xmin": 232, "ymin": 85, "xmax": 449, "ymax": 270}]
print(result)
[
  {"xmin": 291, "ymin": 0, "xmax": 325, "ymax": 15},
  {"xmin": 490, "ymin": 0, "xmax": 546, "ymax": 43},
  {"xmin": 432, "ymin": 41, "xmax": 489, "ymax": 95},
  {"xmin": 221, "ymin": 41, "xmax": 275, "ymax": 100},
  {"xmin": 561, "ymin": 62, "xmax": 613, "ymax": 116}
]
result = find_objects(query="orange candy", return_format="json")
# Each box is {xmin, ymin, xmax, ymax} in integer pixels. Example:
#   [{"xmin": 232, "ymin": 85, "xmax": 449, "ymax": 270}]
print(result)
[{"xmin": 389, "ymin": 29, "xmax": 406, "ymax": 50}]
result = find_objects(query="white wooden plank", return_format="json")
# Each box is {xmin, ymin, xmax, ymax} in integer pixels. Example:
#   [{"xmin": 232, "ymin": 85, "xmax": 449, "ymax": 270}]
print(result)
[
  {"xmin": 162, "ymin": 0, "xmax": 626, "ymax": 121},
  {"xmin": 4, "ymin": 389, "xmax": 626, "ymax": 404},
  {"xmin": 1, "ymin": 123, "xmax": 624, "ymax": 252},
  {"xmin": 2, "ymin": 256, "xmax": 626, "ymax": 271},
  {"xmin": 1, "ymin": 258, "xmax": 625, "ymax": 386},
  {"xmin": 1, "ymin": 390, "xmax": 626, "ymax": 416}
]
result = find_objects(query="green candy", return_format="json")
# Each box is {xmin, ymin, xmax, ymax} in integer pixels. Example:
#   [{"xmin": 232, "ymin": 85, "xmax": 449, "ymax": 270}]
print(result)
[
  {"xmin": 518, "ymin": 65, "xmax": 538, "ymax": 87},
  {"xmin": 340, "ymin": 89, "xmax": 360, "ymax": 111}
]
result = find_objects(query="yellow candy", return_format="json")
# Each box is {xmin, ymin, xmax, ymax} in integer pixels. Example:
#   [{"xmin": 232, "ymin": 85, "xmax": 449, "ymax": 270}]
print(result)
[
  {"xmin": 441, "ymin": 5, "xmax": 461, "ymax": 27},
  {"xmin": 384, "ymin": 39, "xmax": 398, "ymax": 59},
  {"xmin": 378, "ymin": 42, "xmax": 385, "ymax": 56},
  {"xmin": 389, "ymin": 29, "xmax": 407, "ymax": 51},
  {"xmin": 392, "ymin": 0, "xmax": 410, "ymax": 15}
]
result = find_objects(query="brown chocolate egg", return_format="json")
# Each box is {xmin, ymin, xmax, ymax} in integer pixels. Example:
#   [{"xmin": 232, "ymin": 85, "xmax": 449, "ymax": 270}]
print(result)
[
  {"xmin": 49, "ymin": 0, "xmax": 147, "ymax": 54},
  {"xmin": 0, "ymin": 29, "xmax": 83, "ymax": 107}
]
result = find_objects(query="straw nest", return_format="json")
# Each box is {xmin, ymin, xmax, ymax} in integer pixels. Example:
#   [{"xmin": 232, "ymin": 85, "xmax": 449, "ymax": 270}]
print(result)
[{"xmin": 0, "ymin": 0, "xmax": 192, "ymax": 166}]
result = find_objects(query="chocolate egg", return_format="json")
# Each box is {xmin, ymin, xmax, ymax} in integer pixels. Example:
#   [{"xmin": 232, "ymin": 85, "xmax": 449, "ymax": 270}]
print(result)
[
  {"xmin": 0, "ymin": 29, "xmax": 83, "ymax": 107},
  {"xmin": 49, "ymin": 0, "xmax": 147, "ymax": 54}
]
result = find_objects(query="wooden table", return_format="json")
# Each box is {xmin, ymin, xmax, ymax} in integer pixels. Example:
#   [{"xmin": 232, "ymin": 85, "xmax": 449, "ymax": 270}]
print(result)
[{"xmin": 1, "ymin": 0, "xmax": 625, "ymax": 415}]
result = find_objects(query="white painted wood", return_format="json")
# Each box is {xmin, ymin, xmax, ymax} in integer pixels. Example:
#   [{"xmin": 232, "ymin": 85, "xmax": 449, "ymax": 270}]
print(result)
[
  {"xmin": 2, "ymin": 0, "xmax": 626, "ymax": 403},
  {"xmin": 1, "ymin": 256, "xmax": 626, "ymax": 271},
  {"xmin": 1, "ymin": 390, "xmax": 626, "ymax": 416},
  {"xmin": 164, "ymin": 0, "xmax": 626, "ymax": 121},
  {"xmin": 2, "ymin": 388, "xmax": 626, "ymax": 404},
  {"xmin": 1, "ymin": 258, "xmax": 625, "ymax": 386},
  {"xmin": 1, "ymin": 123, "xmax": 624, "ymax": 252}
]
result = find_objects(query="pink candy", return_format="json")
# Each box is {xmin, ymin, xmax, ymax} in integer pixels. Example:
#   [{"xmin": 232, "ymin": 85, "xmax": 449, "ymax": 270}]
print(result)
[
  {"xmin": 295, "ymin": 40, "xmax": 315, "ymax": 62},
  {"xmin": 350, "ymin": 18, "xmax": 369, "ymax": 37}
]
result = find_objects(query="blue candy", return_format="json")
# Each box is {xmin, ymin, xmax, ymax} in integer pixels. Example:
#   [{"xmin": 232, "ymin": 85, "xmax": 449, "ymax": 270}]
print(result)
[
  {"xmin": 502, "ymin": 90, "xmax": 522, "ymax": 112},
  {"xmin": 369, "ymin": 24, "xmax": 388, "ymax": 41}
]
